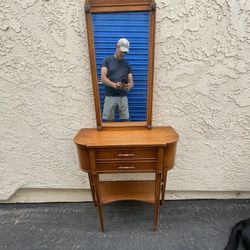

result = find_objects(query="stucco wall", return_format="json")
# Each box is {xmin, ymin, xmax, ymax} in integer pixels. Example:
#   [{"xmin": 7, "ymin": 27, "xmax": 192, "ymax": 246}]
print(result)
[{"xmin": 0, "ymin": 0, "xmax": 249, "ymax": 201}]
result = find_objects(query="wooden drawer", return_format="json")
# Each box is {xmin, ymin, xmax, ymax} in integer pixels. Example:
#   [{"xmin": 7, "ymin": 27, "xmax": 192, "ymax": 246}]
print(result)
[
  {"xmin": 95, "ymin": 148, "xmax": 157, "ymax": 161},
  {"xmin": 96, "ymin": 161, "xmax": 156, "ymax": 172}
]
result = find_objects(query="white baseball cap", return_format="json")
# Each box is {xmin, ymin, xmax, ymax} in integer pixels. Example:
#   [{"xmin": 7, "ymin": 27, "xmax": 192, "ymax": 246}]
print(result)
[{"xmin": 117, "ymin": 38, "xmax": 129, "ymax": 53}]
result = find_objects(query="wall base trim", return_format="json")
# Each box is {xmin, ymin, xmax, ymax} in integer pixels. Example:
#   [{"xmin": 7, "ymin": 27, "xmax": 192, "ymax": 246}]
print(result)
[{"xmin": 1, "ymin": 188, "xmax": 250, "ymax": 203}]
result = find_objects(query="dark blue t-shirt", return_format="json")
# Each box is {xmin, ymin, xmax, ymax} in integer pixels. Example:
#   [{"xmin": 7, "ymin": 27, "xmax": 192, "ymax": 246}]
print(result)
[{"xmin": 102, "ymin": 56, "xmax": 132, "ymax": 96}]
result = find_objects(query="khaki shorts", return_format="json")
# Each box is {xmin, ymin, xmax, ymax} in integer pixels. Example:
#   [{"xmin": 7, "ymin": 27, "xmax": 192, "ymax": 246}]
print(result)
[{"xmin": 103, "ymin": 96, "xmax": 129, "ymax": 121}]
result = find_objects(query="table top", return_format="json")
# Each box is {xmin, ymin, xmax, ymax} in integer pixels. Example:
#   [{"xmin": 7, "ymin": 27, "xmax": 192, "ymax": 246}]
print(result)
[{"xmin": 74, "ymin": 127, "xmax": 179, "ymax": 148}]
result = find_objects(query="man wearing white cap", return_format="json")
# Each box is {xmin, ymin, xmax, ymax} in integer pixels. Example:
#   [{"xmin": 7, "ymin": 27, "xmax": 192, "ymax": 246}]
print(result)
[{"xmin": 101, "ymin": 38, "xmax": 134, "ymax": 121}]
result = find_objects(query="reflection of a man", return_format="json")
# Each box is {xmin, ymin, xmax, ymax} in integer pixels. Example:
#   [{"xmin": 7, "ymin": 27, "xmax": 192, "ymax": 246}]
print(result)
[{"xmin": 101, "ymin": 38, "xmax": 134, "ymax": 122}]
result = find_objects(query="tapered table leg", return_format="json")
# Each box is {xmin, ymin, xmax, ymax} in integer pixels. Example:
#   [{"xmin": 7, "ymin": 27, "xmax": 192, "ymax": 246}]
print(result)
[
  {"xmin": 160, "ymin": 171, "xmax": 168, "ymax": 205},
  {"xmin": 154, "ymin": 172, "xmax": 162, "ymax": 230},
  {"xmin": 88, "ymin": 173, "xmax": 97, "ymax": 206},
  {"xmin": 93, "ymin": 175, "xmax": 104, "ymax": 232}
]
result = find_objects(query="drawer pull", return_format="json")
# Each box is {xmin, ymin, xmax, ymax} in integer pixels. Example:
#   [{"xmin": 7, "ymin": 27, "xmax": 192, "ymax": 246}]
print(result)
[
  {"xmin": 117, "ymin": 153, "xmax": 135, "ymax": 157},
  {"xmin": 117, "ymin": 165, "xmax": 135, "ymax": 169}
]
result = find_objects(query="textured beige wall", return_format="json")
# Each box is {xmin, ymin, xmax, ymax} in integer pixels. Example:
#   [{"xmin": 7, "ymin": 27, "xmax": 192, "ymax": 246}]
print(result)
[{"xmin": 0, "ymin": 0, "xmax": 249, "ymax": 201}]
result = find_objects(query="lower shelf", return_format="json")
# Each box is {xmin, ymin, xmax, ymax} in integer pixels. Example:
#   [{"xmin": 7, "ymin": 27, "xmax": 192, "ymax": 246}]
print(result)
[{"xmin": 99, "ymin": 180, "xmax": 155, "ymax": 204}]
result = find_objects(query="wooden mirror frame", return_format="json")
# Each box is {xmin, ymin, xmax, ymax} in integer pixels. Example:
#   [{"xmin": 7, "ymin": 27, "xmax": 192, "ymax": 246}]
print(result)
[{"xmin": 85, "ymin": 0, "xmax": 156, "ymax": 130}]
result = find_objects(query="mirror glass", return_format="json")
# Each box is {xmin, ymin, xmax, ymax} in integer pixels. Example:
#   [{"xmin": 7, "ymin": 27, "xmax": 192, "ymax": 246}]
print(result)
[{"xmin": 92, "ymin": 11, "xmax": 149, "ymax": 122}]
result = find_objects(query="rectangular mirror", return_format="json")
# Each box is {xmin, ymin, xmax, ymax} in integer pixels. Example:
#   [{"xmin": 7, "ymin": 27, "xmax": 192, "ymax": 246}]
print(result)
[{"xmin": 85, "ymin": 0, "xmax": 156, "ymax": 129}]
